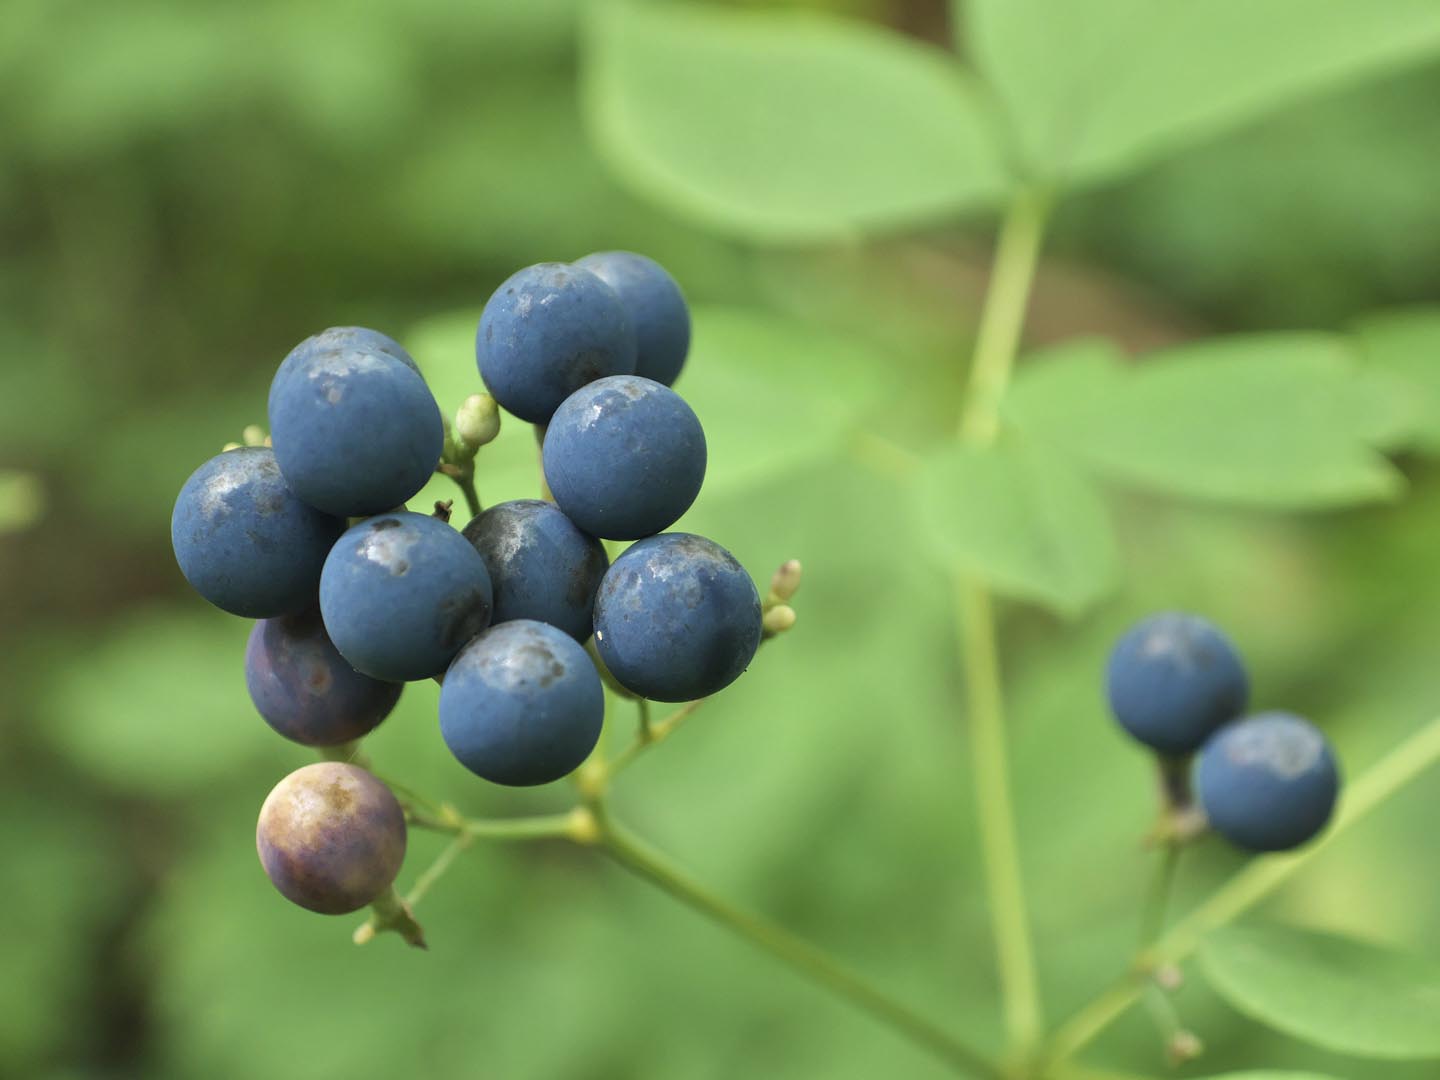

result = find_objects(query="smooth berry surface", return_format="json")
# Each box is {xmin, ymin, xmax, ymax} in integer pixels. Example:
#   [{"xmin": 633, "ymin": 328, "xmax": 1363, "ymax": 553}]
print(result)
[
  {"xmin": 320, "ymin": 512, "xmax": 493, "ymax": 682},
  {"xmin": 268, "ymin": 339, "xmax": 443, "ymax": 516},
  {"xmin": 476, "ymin": 262, "xmax": 637, "ymax": 423},
  {"xmin": 245, "ymin": 611, "xmax": 402, "ymax": 747},
  {"xmin": 171, "ymin": 447, "xmax": 343, "ymax": 618},
  {"xmin": 1106, "ymin": 612, "xmax": 1249, "ymax": 755},
  {"xmin": 1196, "ymin": 711, "xmax": 1340, "ymax": 852},
  {"xmin": 439, "ymin": 619, "xmax": 604, "ymax": 786},
  {"xmin": 543, "ymin": 375, "xmax": 706, "ymax": 540},
  {"xmin": 574, "ymin": 251, "xmax": 690, "ymax": 386},
  {"xmin": 256, "ymin": 762, "xmax": 406, "ymax": 914},
  {"xmin": 593, "ymin": 533, "xmax": 761, "ymax": 702},
  {"xmin": 286, "ymin": 325, "xmax": 420, "ymax": 375},
  {"xmin": 461, "ymin": 499, "xmax": 608, "ymax": 642}
]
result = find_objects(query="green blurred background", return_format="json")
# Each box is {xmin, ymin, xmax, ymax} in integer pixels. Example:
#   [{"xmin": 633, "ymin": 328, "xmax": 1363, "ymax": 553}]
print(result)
[{"xmin": 4, "ymin": 1, "xmax": 1440, "ymax": 1077}]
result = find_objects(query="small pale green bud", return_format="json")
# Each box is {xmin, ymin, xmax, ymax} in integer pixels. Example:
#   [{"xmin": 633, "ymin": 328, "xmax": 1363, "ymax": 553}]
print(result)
[
  {"xmin": 455, "ymin": 393, "xmax": 500, "ymax": 452},
  {"xmin": 762, "ymin": 604, "xmax": 796, "ymax": 638},
  {"xmin": 241, "ymin": 424, "xmax": 267, "ymax": 447},
  {"xmin": 221, "ymin": 441, "xmax": 243, "ymax": 452}
]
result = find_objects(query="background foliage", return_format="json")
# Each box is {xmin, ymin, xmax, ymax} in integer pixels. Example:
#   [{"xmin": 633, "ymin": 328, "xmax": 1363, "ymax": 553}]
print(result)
[{"xmin": 4, "ymin": 1, "xmax": 1440, "ymax": 1077}]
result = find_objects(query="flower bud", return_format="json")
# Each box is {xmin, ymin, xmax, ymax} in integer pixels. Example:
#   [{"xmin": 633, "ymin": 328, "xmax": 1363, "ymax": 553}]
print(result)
[
  {"xmin": 768, "ymin": 559, "xmax": 802, "ymax": 603},
  {"xmin": 762, "ymin": 604, "xmax": 796, "ymax": 638},
  {"xmin": 455, "ymin": 393, "xmax": 501, "ymax": 452}
]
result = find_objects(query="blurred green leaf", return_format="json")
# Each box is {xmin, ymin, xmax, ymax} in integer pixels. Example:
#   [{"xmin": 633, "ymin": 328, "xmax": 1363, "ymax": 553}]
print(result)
[
  {"xmin": 964, "ymin": 0, "xmax": 1440, "ymax": 187},
  {"xmin": 1005, "ymin": 334, "xmax": 1409, "ymax": 508},
  {"xmin": 1192, "ymin": 1074, "xmax": 1346, "ymax": 1079},
  {"xmin": 1353, "ymin": 307, "xmax": 1440, "ymax": 455},
  {"xmin": 0, "ymin": 470, "xmax": 43, "ymax": 534},
  {"xmin": 680, "ymin": 306, "xmax": 894, "ymax": 496},
  {"xmin": 912, "ymin": 436, "xmax": 1119, "ymax": 615},
  {"xmin": 0, "ymin": 794, "xmax": 126, "ymax": 1072},
  {"xmin": 583, "ymin": 1, "xmax": 1008, "ymax": 242},
  {"xmin": 41, "ymin": 607, "xmax": 284, "ymax": 796},
  {"xmin": 1200, "ymin": 924, "xmax": 1440, "ymax": 1059}
]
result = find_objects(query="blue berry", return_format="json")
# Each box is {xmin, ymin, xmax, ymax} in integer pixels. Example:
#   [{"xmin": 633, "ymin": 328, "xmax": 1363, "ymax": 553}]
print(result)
[
  {"xmin": 1196, "ymin": 712, "xmax": 1340, "ymax": 852},
  {"xmin": 593, "ymin": 533, "xmax": 761, "ymax": 702},
  {"xmin": 543, "ymin": 375, "xmax": 706, "ymax": 540},
  {"xmin": 439, "ymin": 620, "xmax": 604, "ymax": 786},
  {"xmin": 171, "ymin": 447, "xmax": 343, "ymax": 618},
  {"xmin": 287, "ymin": 326, "xmax": 420, "ymax": 376},
  {"xmin": 1106, "ymin": 612, "xmax": 1249, "ymax": 755},
  {"xmin": 320, "ymin": 512, "xmax": 493, "ymax": 682},
  {"xmin": 256, "ymin": 762, "xmax": 406, "ymax": 914},
  {"xmin": 476, "ymin": 262, "xmax": 637, "ymax": 423},
  {"xmin": 245, "ymin": 611, "xmax": 402, "ymax": 747},
  {"xmin": 461, "ymin": 499, "xmax": 608, "ymax": 642},
  {"xmin": 574, "ymin": 251, "xmax": 690, "ymax": 386},
  {"xmin": 268, "ymin": 339, "xmax": 443, "ymax": 517}
]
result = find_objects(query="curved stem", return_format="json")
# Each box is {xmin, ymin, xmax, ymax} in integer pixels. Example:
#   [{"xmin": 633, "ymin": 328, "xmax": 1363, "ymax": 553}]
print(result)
[
  {"xmin": 1046, "ymin": 712, "xmax": 1440, "ymax": 1065},
  {"xmin": 454, "ymin": 469, "xmax": 481, "ymax": 519},
  {"xmin": 599, "ymin": 818, "xmax": 1002, "ymax": 1078},
  {"xmin": 956, "ymin": 577, "xmax": 1044, "ymax": 1058},
  {"xmin": 603, "ymin": 699, "xmax": 706, "ymax": 780},
  {"xmin": 1136, "ymin": 844, "xmax": 1181, "ymax": 956},
  {"xmin": 406, "ymin": 809, "xmax": 579, "ymax": 841},
  {"xmin": 951, "ymin": 187, "xmax": 1053, "ymax": 1063},
  {"xmin": 957, "ymin": 187, "xmax": 1052, "ymax": 444}
]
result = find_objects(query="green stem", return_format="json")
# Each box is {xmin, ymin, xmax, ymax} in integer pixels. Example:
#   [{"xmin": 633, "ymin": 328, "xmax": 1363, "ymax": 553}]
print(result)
[
  {"xmin": 957, "ymin": 187, "xmax": 1052, "ymax": 445},
  {"xmin": 1137, "ymin": 844, "xmax": 1181, "ymax": 956},
  {"xmin": 1045, "ymin": 712, "xmax": 1440, "ymax": 1065},
  {"xmin": 406, "ymin": 810, "xmax": 580, "ymax": 841},
  {"xmin": 948, "ymin": 188, "xmax": 1052, "ymax": 1063},
  {"xmin": 638, "ymin": 697, "xmax": 654, "ymax": 741},
  {"xmin": 406, "ymin": 832, "xmax": 474, "ymax": 908},
  {"xmin": 454, "ymin": 468, "xmax": 481, "ymax": 519},
  {"xmin": 534, "ymin": 424, "xmax": 553, "ymax": 501},
  {"xmin": 600, "ymin": 818, "xmax": 1002, "ymax": 1079},
  {"xmin": 956, "ymin": 578, "xmax": 1044, "ymax": 1058},
  {"xmin": 603, "ymin": 698, "xmax": 706, "ymax": 780}
]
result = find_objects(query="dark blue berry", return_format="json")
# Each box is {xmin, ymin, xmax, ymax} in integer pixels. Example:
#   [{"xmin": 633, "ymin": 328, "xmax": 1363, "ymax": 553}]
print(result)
[
  {"xmin": 476, "ymin": 262, "xmax": 637, "ymax": 423},
  {"xmin": 1196, "ymin": 712, "xmax": 1340, "ymax": 852},
  {"xmin": 542, "ymin": 375, "xmax": 706, "ymax": 540},
  {"xmin": 171, "ymin": 447, "xmax": 343, "ymax": 618},
  {"xmin": 1106, "ymin": 612, "xmax": 1249, "ymax": 755},
  {"xmin": 439, "ymin": 620, "xmax": 604, "ymax": 786},
  {"xmin": 574, "ymin": 251, "xmax": 690, "ymax": 386},
  {"xmin": 268, "ymin": 339, "xmax": 443, "ymax": 517},
  {"xmin": 256, "ymin": 762, "xmax": 406, "ymax": 914},
  {"xmin": 245, "ymin": 611, "xmax": 402, "ymax": 747},
  {"xmin": 320, "ymin": 512, "xmax": 493, "ymax": 682},
  {"xmin": 461, "ymin": 499, "xmax": 608, "ymax": 642},
  {"xmin": 287, "ymin": 326, "xmax": 420, "ymax": 376},
  {"xmin": 593, "ymin": 533, "xmax": 761, "ymax": 702}
]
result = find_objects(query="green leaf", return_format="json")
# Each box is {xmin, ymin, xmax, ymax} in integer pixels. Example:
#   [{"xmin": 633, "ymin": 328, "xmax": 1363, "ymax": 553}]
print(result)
[
  {"xmin": 680, "ymin": 306, "xmax": 893, "ymax": 496},
  {"xmin": 41, "ymin": 607, "xmax": 284, "ymax": 796},
  {"xmin": 582, "ymin": 1, "xmax": 1008, "ymax": 242},
  {"xmin": 1192, "ymin": 1074, "xmax": 1346, "ymax": 1080},
  {"xmin": 0, "ymin": 470, "xmax": 43, "ymax": 534},
  {"xmin": 1005, "ymin": 334, "xmax": 1409, "ymax": 509},
  {"xmin": 1200, "ymin": 923, "xmax": 1440, "ymax": 1059},
  {"xmin": 964, "ymin": 0, "xmax": 1440, "ymax": 187},
  {"xmin": 912, "ymin": 436, "xmax": 1119, "ymax": 616},
  {"xmin": 1353, "ymin": 306, "xmax": 1440, "ymax": 454}
]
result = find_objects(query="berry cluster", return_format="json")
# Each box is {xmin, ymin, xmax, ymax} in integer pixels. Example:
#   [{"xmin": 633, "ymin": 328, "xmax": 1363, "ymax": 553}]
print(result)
[
  {"xmin": 171, "ymin": 253, "xmax": 772, "ymax": 919},
  {"xmin": 1106, "ymin": 612, "xmax": 1342, "ymax": 852}
]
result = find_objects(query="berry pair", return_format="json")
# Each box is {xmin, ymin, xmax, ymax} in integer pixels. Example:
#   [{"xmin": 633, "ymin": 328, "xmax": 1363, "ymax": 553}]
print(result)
[{"xmin": 1106, "ymin": 613, "xmax": 1341, "ymax": 852}]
